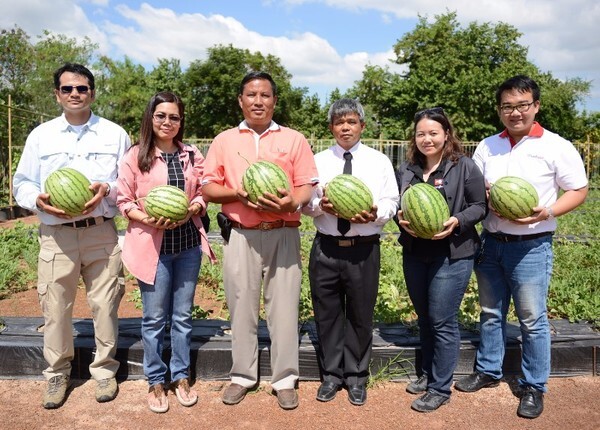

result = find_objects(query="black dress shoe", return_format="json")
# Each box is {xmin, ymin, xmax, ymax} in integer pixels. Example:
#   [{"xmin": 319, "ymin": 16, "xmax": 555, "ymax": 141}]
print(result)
[
  {"xmin": 316, "ymin": 381, "xmax": 339, "ymax": 402},
  {"xmin": 347, "ymin": 384, "xmax": 367, "ymax": 406},
  {"xmin": 454, "ymin": 372, "xmax": 500, "ymax": 392},
  {"xmin": 517, "ymin": 386, "xmax": 544, "ymax": 419}
]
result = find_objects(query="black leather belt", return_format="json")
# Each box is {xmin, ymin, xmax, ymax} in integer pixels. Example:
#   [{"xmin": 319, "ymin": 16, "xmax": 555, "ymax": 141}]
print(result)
[
  {"xmin": 61, "ymin": 216, "xmax": 111, "ymax": 228},
  {"xmin": 485, "ymin": 230, "xmax": 553, "ymax": 243},
  {"xmin": 317, "ymin": 232, "xmax": 380, "ymax": 247},
  {"xmin": 231, "ymin": 220, "xmax": 301, "ymax": 230}
]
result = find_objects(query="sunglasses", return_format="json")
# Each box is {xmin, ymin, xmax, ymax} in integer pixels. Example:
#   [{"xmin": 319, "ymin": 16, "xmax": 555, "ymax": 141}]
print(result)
[
  {"xmin": 59, "ymin": 85, "xmax": 91, "ymax": 94},
  {"xmin": 153, "ymin": 113, "xmax": 182, "ymax": 124},
  {"xmin": 414, "ymin": 106, "xmax": 445, "ymax": 122}
]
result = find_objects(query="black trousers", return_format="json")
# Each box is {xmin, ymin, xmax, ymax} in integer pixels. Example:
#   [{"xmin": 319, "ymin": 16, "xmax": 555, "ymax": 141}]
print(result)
[{"xmin": 309, "ymin": 234, "xmax": 380, "ymax": 386}]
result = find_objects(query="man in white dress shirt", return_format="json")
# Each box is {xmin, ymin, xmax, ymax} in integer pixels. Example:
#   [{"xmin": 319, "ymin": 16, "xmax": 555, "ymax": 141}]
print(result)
[{"xmin": 303, "ymin": 98, "xmax": 399, "ymax": 406}]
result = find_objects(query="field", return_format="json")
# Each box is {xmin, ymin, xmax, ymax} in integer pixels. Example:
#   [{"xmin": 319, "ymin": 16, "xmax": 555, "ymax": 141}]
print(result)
[{"xmin": 0, "ymin": 184, "xmax": 599, "ymax": 328}]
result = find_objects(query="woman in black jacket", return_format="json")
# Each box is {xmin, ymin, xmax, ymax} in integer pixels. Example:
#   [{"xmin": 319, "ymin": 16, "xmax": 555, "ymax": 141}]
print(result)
[{"xmin": 396, "ymin": 107, "xmax": 487, "ymax": 412}]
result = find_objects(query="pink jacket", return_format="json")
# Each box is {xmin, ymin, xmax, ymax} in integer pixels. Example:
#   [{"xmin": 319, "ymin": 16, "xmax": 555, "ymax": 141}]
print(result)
[{"xmin": 117, "ymin": 142, "xmax": 216, "ymax": 284}]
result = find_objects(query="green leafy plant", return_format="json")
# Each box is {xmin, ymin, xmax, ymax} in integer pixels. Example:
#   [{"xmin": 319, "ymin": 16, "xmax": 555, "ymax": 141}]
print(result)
[{"xmin": 368, "ymin": 352, "xmax": 412, "ymax": 388}]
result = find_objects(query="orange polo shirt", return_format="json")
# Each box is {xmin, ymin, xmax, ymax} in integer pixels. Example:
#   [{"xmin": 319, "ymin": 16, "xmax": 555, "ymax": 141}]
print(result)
[{"xmin": 202, "ymin": 122, "xmax": 318, "ymax": 225}]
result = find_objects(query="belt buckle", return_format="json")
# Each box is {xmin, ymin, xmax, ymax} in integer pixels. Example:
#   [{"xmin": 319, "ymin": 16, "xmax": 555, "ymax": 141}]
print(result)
[
  {"xmin": 258, "ymin": 221, "xmax": 273, "ymax": 230},
  {"xmin": 338, "ymin": 239, "xmax": 353, "ymax": 247}
]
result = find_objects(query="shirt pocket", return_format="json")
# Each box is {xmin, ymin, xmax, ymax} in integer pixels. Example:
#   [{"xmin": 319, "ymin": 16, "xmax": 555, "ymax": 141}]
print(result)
[{"xmin": 81, "ymin": 143, "xmax": 120, "ymax": 178}]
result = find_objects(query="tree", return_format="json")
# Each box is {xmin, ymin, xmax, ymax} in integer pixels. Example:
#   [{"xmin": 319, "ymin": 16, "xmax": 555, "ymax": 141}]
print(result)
[
  {"xmin": 182, "ymin": 44, "xmax": 301, "ymax": 138},
  {"xmin": 351, "ymin": 12, "xmax": 590, "ymax": 142},
  {"xmin": 93, "ymin": 56, "xmax": 152, "ymax": 137}
]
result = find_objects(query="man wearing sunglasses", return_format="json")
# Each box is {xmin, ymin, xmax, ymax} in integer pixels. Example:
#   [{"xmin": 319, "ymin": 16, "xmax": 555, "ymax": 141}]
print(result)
[
  {"xmin": 455, "ymin": 75, "xmax": 588, "ymax": 419},
  {"xmin": 13, "ymin": 63, "xmax": 131, "ymax": 409}
]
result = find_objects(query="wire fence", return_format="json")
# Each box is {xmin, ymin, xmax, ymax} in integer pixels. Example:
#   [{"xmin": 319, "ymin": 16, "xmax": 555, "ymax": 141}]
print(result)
[{"xmin": 185, "ymin": 138, "xmax": 600, "ymax": 179}]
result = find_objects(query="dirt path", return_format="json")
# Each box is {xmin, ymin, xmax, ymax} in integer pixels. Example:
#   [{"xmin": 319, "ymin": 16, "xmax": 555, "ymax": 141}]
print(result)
[{"xmin": 0, "ymin": 378, "xmax": 598, "ymax": 430}]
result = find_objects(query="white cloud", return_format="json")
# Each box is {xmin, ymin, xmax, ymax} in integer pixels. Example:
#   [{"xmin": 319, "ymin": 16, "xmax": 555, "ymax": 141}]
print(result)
[{"xmin": 2, "ymin": 0, "xmax": 599, "ymax": 108}]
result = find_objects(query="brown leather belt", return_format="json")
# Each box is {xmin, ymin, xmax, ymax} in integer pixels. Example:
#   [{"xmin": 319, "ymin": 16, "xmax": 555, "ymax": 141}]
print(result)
[
  {"xmin": 485, "ymin": 230, "xmax": 553, "ymax": 243},
  {"xmin": 231, "ymin": 220, "xmax": 301, "ymax": 230},
  {"xmin": 317, "ymin": 232, "xmax": 380, "ymax": 247},
  {"xmin": 61, "ymin": 216, "xmax": 111, "ymax": 229}
]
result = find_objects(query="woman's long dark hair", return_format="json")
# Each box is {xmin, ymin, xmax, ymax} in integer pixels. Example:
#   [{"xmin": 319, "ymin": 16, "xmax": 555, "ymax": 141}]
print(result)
[
  {"xmin": 137, "ymin": 91, "xmax": 185, "ymax": 173},
  {"xmin": 407, "ymin": 107, "xmax": 464, "ymax": 167}
]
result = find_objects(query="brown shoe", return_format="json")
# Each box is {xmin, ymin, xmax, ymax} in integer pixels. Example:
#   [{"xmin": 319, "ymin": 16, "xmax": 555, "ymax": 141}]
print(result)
[
  {"xmin": 276, "ymin": 388, "xmax": 299, "ymax": 410},
  {"xmin": 222, "ymin": 383, "xmax": 248, "ymax": 405},
  {"xmin": 95, "ymin": 377, "xmax": 118, "ymax": 403},
  {"xmin": 43, "ymin": 375, "xmax": 70, "ymax": 409}
]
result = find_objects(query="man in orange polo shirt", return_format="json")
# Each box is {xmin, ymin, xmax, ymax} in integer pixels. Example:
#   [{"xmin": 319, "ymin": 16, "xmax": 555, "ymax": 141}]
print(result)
[{"xmin": 202, "ymin": 71, "xmax": 318, "ymax": 410}]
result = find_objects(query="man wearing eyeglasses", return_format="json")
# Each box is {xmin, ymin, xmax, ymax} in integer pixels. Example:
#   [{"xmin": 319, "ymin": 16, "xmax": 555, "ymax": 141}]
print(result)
[
  {"xmin": 455, "ymin": 75, "xmax": 588, "ymax": 419},
  {"xmin": 13, "ymin": 63, "xmax": 131, "ymax": 409}
]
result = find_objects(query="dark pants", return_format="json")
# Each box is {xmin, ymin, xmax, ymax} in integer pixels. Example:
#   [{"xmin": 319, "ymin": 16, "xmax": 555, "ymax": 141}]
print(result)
[
  {"xmin": 403, "ymin": 253, "xmax": 473, "ymax": 397},
  {"xmin": 309, "ymin": 234, "xmax": 380, "ymax": 387}
]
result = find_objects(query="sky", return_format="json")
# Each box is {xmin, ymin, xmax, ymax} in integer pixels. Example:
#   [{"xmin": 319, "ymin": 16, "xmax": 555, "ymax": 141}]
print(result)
[{"xmin": 2, "ymin": 0, "xmax": 600, "ymax": 112}]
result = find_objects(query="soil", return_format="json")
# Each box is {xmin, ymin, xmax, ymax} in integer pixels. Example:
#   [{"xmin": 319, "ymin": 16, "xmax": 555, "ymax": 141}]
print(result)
[{"xmin": 1, "ymin": 216, "xmax": 599, "ymax": 429}]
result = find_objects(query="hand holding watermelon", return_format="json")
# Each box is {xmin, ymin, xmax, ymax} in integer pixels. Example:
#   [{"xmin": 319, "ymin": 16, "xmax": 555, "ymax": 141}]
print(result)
[
  {"xmin": 324, "ymin": 174, "xmax": 374, "ymax": 221},
  {"xmin": 239, "ymin": 156, "xmax": 291, "ymax": 212},
  {"xmin": 43, "ymin": 167, "xmax": 95, "ymax": 218},
  {"xmin": 489, "ymin": 176, "xmax": 539, "ymax": 221}
]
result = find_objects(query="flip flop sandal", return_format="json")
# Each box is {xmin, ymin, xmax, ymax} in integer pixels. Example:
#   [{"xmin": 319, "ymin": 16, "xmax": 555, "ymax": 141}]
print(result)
[
  {"xmin": 173, "ymin": 378, "xmax": 198, "ymax": 407},
  {"xmin": 148, "ymin": 383, "xmax": 169, "ymax": 413}
]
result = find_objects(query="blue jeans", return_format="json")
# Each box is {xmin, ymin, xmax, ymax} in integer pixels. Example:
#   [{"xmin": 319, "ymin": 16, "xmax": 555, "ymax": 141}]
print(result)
[
  {"xmin": 138, "ymin": 246, "xmax": 202, "ymax": 386},
  {"xmin": 403, "ymin": 253, "xmax": 473, "ymax": 397},
  {"xmin": 474, "ymin": 232, "xmax": 553, "ymax": 392}
]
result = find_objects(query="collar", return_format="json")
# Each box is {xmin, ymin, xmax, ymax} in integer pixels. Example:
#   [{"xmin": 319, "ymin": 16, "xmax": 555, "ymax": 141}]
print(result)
[
  {"xmin": 59, "ymin": 112, "xmax": 98, "ymax": 133},
  {"xmin": 239, "ymin": 120, "xmax": 280, "ymax": 137},
  {"xmin": 500, "ymin": 121, "xmax": 544, "ymax": 146},
  {"xmin": 152, "ymin": 140, "xmax": 187, "ymax": 158},
  {"xmin": 334, "ymin": 141, "xmax": 361, "ymax": 158}
]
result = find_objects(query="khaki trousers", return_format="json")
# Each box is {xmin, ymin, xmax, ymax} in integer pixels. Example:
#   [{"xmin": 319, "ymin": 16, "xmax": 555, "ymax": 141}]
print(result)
[
  {"xmin": 37, "ymin": 218, "xmax": 124, "ymax": 380},
  {"xmin": 223, "ymin": 227, "xmax": 301, "ymax": 391}
]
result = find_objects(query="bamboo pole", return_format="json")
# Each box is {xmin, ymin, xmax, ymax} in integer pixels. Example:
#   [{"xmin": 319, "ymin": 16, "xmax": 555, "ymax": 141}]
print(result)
[{"xmin": 8, "ymin": 94, "xmax": 13, "ymax": 207}]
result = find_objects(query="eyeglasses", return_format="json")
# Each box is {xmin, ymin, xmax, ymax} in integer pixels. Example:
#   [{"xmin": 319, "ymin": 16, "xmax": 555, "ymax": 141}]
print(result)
[
  {"xmin": 499, "ymin": 101, "xmax": 535, "ymax": 115},
  {"xmin": 153, "ymin": 113, "xmax": 182, "ymax": 124},
  {"xmin": 414, "ymin": 107, "xmax": 445, "ymax": 122},
  {"xmin": 59, "ymin": 85, "xmax": 90, "ymax": 94}
]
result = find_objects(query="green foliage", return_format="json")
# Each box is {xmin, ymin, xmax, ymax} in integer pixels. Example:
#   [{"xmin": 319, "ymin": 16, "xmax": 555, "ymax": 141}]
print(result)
[
  {"xmin": 351, "ymin": 12, "xmax": 590, "ymax": 143},
  {"xmin": 94, "ymin": 56, "xmax": 153, "ymax": 137},
  {"xmin": 368, "ymin": 352, "xmax": 412, "ymax": 388},
  {"xmin": 0, "ymin": 222, "xmax": 39, "ymax": 298}
]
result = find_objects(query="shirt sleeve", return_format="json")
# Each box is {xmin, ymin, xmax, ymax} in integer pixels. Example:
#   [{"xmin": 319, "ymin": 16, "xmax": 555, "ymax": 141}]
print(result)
[{"xmin": 13, "ymin": 130, "xmax": 42, "ymax": 212}]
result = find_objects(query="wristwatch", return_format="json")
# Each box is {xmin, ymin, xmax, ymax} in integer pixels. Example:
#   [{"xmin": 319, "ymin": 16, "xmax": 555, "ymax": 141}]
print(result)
[
  {"xmin": 545, "ymin": 206, "xmax": 554, "ymax": 220},
  {"xmin": 104, "ymin": 183, "xmax": 111, "ymax": 197}
]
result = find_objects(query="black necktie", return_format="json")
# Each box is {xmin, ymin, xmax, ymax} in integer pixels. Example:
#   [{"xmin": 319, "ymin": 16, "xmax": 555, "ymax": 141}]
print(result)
[{"xmin": 337, "ymin": 151, "xmax": 352, "ymax": 235}]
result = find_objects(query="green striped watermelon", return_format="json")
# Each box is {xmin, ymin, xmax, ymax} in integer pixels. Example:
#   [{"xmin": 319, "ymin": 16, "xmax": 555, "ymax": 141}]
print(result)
[
  {"xmin": 325, "ymin": 174, "xmax": 373, "ymax": 220},
  {"xmin": 242, "ymin": 160, "xmax": 290, "ymax": 204},
  {"xmin": 44, "ymin": 168, "xmax": 94, "ymax": 216},
  {"xmin": 400, "ymin": 183, "xmax": 450, "ymax": 239},
  {"xmin": 144, "ymin": 185, "xmax": 189, "ymax": 221},
  {"xmin": 490, "ymin": 176, "xmax": 538, "ymax": 220}
]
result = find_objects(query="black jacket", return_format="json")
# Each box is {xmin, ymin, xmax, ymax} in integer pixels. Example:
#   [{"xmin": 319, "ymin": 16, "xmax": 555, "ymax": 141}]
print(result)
[{"xmin": 395, "ymin": 155, "xmax": 487, "ymax": 259}]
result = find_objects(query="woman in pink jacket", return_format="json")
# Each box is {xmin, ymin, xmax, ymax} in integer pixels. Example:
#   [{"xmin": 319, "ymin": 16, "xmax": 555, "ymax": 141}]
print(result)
[{"xmin": 117, "ymin": 92, "xmax": 213, "ymax": 413}]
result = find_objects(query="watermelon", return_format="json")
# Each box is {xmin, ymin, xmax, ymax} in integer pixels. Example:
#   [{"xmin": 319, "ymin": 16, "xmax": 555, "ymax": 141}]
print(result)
[
  {"xmin": 144, "ymin": 185, "xmax": 189, "ymax": 221},
  {"xmin": 242, "ymin": 160, "xmax": 290, "ymax": 204},
  {"xmin": 490, "ymin": 176, "xmax": 539, "ymax": 220},
  {"xmin": 400, "ymin": 183, "xmax": 450, "ymax": 239},
  {"xmin": 44, "ymin": 167, "xmax": 94, "ymax": 216},
  {"xmin": 325, "ymin": 174, "xmax": 373, "ymax": 220}
]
